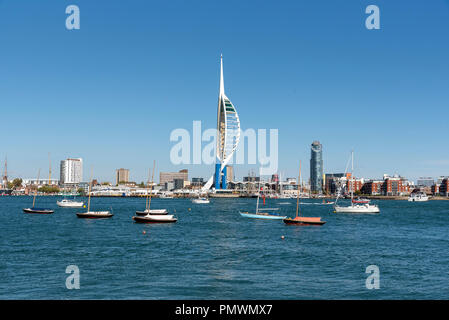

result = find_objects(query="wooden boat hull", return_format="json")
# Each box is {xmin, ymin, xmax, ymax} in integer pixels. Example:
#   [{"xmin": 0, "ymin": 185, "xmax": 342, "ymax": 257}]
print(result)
[
  {"xmin": 76, "ymin": 211, "xmax": 113, "ymax": 219},
  {"xmin": 23, "ymin": 208, "xmax": 54, "ymax": 214},
  {"xmin": 239, "ymin": 211, "xmax": 287, "ymax": 220},
  {"xmin": 132, "ymin": 215, "xmax": 177, "ymax": 223},
  {"xmin": 283, "ymin": 217, "xmax": 326, "ymax": 225}
]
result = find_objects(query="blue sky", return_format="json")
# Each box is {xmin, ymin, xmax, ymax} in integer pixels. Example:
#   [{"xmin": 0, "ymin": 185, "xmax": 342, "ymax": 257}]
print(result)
[{"xmin": 0, "ymin": 0, "xmax": 448, "ymax": 183}]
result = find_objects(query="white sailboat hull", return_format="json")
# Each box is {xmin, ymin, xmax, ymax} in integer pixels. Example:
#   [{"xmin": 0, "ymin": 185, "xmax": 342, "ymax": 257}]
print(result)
[
  {"xmin": 76, "ymin": 211, "xmax": 113, "ymax": 218},
  {"xmin": 133, "ymin": 214, "xmax": 177, "ymax": 223},
  {"xmin": 334, "ymin": 204, "xmax": 380, "ymax": 213}
]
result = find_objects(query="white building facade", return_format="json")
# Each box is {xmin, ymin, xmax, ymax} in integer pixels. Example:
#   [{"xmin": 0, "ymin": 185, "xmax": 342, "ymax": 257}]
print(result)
[{"xmin": 60, "ymin": 158, "xmax": 83, "ymax": 185}]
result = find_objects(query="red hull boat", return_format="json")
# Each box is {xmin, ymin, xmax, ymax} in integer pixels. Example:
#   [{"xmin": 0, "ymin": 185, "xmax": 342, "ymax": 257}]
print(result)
[{"xmin": 283, "ymin": 161, "xmax": 326, "ymax": 226}]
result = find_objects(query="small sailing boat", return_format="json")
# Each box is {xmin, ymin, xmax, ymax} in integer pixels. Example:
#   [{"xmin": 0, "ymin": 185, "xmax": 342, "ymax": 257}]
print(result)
[
  {"xmin": 334, "ymin": 151, "xmax": 379, "ymax": 214},
  {"xmin": 239, "ymin": 182, "xmax": 287, "ymax": 220},
  {"xmin": 135, "ymin": 164, "xmax": 170, "ymax": 216},
  {"xmin": 132, "ymin": 161, "xmax": 177, "ymax": 223},
  {"xmin": 284, "ymin": 161, "xmax": 326, "ymax": 226},
  {"xmin": 76, "ymin": 172, "xmax": 113, "ymax": 219},
  {"xmin": 23, "ymin": 169, "xmax": 54, "ymax": 214},
  {"xmin": 192, "ymin": 192, "xmax": 210, "ymax": 204},
  {"xmin": 192, "ymin": 197, "xmax": 210, "ymax": 204},
  {"xmin": 408, "ymin": 191, "xmax": 429, "ymax": 202}
]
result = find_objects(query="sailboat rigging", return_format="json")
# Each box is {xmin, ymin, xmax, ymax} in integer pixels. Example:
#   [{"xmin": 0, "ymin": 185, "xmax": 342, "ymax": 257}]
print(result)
[
  {"xmin": 23, "ymin": 169, "xmax": 54, "ymax": 214},
  {"xmin": 283, "ymin": 161, "xmax": 326, "ymax": 225},
  {"xmin": 334, "ymin": 151, "xmax": 379, "ymax": 213},
  {"xmin": 239, "ymin": 178, "xmax": 287, "ymax": 220},
  {"xmin": 133, "ymin": 161, "xmax": 177, "ymax": 223},
  {"xmin": 76, "ymin": 169, "xmax": 113, "ymax": 218}
]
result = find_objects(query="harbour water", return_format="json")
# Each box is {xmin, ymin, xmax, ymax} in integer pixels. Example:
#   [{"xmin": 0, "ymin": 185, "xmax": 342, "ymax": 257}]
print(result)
[{"xmin": 1, "ymin": 196, "xmax": 448, "ymax": 299}]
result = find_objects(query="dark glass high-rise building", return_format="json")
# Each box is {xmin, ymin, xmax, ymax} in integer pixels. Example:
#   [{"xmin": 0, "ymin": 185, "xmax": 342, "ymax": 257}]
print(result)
[{"xmin": 310, "ymin": 141, "xmax": 323, "ymax": 193}]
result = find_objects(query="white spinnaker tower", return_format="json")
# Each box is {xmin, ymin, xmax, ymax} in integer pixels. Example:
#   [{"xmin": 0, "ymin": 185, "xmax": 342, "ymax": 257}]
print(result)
[{"xmin": 202, "ymin": 55, "xmax": 240, "ymax": 191}]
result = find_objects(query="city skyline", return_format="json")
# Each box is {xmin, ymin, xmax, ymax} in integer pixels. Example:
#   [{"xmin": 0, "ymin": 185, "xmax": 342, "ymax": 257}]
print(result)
[{"xmin": 1, "ymin": 1, "xmax": 448, "ymax": 183}]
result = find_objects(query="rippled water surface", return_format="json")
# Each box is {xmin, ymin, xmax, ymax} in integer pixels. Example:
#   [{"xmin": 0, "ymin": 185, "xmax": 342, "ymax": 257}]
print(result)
[{"xmin": 1, "ymin": 196, "xmax": 448, "ymax": 299}]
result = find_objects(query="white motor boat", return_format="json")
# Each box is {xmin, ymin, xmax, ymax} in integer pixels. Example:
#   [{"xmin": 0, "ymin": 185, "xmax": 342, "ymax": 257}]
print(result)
[
  {"xmin": 408, "ymin": 192, "xmax": 429, "ymax": 202},
  {"xmin": 57, "ymin": 199, "xmax": 85, "ymax": 208},
  {"xmin": 334, "ymin": 203, "xmax": 380, "ymax": 213},
  {"xmin": 192, "ymin": 197, "xmax": 210, "ymax": 204}
]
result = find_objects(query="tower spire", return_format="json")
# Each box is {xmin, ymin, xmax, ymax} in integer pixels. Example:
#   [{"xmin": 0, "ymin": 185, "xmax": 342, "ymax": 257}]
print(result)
[{"xmin": 219, "ymin": 54, "xmax": 224, "ymax": 95}]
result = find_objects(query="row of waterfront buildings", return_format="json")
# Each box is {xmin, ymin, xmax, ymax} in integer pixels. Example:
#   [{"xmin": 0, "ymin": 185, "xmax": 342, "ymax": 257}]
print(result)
[{"xmin": 1, "ymin": 150, "xmax": 448, "ymax": 197}]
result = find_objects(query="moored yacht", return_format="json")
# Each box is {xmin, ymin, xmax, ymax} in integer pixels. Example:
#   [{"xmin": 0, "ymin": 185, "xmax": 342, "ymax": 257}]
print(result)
[
  {"xmin": 408, "ymin": 192, "xmax": 429, "ymax": 202},
  {"xmin": 133, "ymin": 214, "xmax": 177, "ymax": 223},
  {"xmin": 23, "ymin": 169, "xmax": 54, "ymax": 214},
  {"xmin": 135, "ymin": 209, "xmax": 169, "ymax": 216},
  {"xmin": 333, "ymin": 151, "xmax": 380, "ymax": 214},
  {"xmin": 76, "ymin": 174, "xmax": 113, "ymax": 219},
  {"xmin": 57, "ymin": 199, "xmax": 84, "ymax": 208},
  {"xmin": 334, "ymin": 203, "xmax": 380, "ymax": 213},
  {"xmin": 283, "ymin": 161, "xmax": 326, "ymax": 225},
  {"xmin": 132, "ymin": 161, "xmax": 176, "ymax": 224},
  {"xmin": 192, "ymin": 197, "xmax": 210, "ymax": 204}
]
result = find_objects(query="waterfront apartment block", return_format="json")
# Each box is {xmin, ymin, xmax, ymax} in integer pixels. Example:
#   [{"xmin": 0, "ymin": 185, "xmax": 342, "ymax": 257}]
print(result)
[
  {"xmin": 324, "ymin": 173, "xmax": 347, "ymax": 194},
  {"xmin": 381, "ymin": 176, "xmax": 411, "ymax": 196},
  {"xmin": 160, "ymin": 169, "xmax": 188, "ymax": 185},
  {"xmin": 360, "ymin": 180, "xmax": 383, "ymax": 195},
  {"xmin": 116, "ymin": 168, "xmax": 130, "ymax": 185},
  {"xmin": 60, "ymin": 158, "xmax": 83, "ymax": 185},
  {"xmin": 438, "ymin": 178, "xmax": 449, "ymax": 197},
  {"xmin": 347, "ymin": 177, "xmax": 364, "ymax": 193},
  {"xmin": 310, "ymin": 141, "xmax": 323, "ymax": 193}
]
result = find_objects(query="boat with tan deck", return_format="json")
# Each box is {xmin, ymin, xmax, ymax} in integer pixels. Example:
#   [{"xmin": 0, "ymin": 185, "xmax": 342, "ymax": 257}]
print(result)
[{"xmin": 283, "ymin": 161, "xmax": 326, "ymax": 226}]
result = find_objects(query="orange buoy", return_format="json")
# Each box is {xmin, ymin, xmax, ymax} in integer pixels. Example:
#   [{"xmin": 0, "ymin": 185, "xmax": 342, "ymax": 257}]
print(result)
[{"xmin": 143, "ymin": 230, "xmax": 146, "ymax": 234}]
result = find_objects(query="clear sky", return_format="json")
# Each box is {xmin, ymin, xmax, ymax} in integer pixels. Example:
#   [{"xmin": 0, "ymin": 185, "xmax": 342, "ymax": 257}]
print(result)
[{"xmin": 0, "ymin": 0, "xmax": 448, "ymax": 183}]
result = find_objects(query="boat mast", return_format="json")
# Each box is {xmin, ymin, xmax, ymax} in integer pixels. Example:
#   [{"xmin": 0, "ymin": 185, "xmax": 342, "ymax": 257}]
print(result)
[
  {"xmin": 87, "ymin": 169, "xmax": 93, "ymax": 212},
  {"xmin": 48, "ymin": 152, "xmax": 51, "ymax": 185},
  {"xmin": 296, "ymin": 161, "xmax": 301, "ymax": 218},
  {"xmin": 351, "ymin": 150, "xmax": 354, "ymax": 205},
  {"xmin": 145, "ymin": 167, "xmax": 151, "ymax": 211},
  {"xmin": 32, "ymin": 169, "xmax": 40, "ymax": 208},
  {"xmin": 256, "ymin": 180, "xmax": 260, "ymax": 214},
  {"xmin": 147, "ymin": 160, "xmax": 156, "ymax": 211}
]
